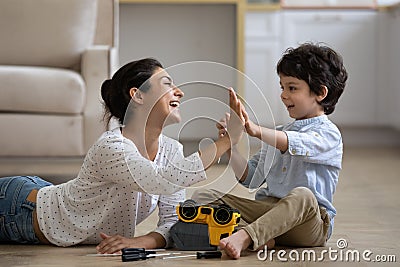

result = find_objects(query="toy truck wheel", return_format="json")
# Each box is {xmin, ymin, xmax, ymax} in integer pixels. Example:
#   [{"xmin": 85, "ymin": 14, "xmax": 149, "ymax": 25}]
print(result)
[
  {"xmin": 213, "ymin": 204, "xmax": 232, "ymax": 225},
  {"xmin": 179, "ymin": 199, "xmax": 198, "ymax": 221}
]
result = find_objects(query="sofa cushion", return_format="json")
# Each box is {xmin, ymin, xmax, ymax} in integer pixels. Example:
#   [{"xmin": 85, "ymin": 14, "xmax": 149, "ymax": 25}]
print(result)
[
  {"xmin": 0, "ymin": 0, "xmax": 97, "ymax": 69},
  {"xmin": 0, "ymin": 114, "xmax": 84, "ymax": 157},
  {"xmin": 0, "ymin": 66, "xmax": 85, "ymax": 114}
]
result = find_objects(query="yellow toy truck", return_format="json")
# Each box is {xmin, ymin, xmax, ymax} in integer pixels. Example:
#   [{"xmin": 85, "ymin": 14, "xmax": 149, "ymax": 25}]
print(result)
[{"xmin": 170, "ymin": 199, "xmax": 241, "ymax": 250}]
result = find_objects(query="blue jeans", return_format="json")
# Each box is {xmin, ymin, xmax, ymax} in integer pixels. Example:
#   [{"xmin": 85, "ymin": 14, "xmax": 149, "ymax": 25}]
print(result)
[{"xmin": 0, "ymin": 176, "xmax": 52, "ymax": 243}]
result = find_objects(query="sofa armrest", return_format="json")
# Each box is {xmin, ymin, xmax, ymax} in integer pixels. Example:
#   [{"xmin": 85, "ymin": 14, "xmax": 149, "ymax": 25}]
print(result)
[{"xmin": 81, "ymin": 45, "xmax": 119, "ymax": 152}]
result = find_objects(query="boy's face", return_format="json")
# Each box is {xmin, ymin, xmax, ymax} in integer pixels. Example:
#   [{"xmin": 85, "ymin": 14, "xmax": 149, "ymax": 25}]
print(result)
[{"xmin": 279, "ymin": 74, "xmax": 325, "ymax": 120}]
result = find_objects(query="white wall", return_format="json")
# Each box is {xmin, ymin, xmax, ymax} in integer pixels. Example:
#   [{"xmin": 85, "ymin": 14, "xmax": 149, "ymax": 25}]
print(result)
[{"xmin": 119, "ymin": 3, "xmax": 238, "ymax": 142}]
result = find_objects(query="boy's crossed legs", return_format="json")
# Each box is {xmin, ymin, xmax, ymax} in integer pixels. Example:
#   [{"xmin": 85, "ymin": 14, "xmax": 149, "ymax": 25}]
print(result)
[{"xmin": 192, "ymin": 187, "xmax": 330, "ymax": 259}]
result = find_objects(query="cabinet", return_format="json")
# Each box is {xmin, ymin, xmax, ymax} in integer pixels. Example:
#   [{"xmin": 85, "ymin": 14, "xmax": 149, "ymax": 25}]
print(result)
[
  {"xmin": 383, "ymin": 7, "xmax": 400, "ymax": 130},
  {"xmin": 281, "ymin": 10, "xmax": 378, "ymax": 126},
  {"xmin": 246, "ymin": 10, "xmax": 380, "ymax": 127}
]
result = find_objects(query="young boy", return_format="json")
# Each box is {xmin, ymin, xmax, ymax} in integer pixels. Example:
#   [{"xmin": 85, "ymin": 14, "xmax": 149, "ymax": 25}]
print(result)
[{"xmin": 192, "ymin": 43, "xmax": 348, "ymax": 259}]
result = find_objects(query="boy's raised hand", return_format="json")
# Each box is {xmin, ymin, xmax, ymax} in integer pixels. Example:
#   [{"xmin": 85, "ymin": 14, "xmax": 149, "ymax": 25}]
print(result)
[
  {"xmin": 242, "ymin": 105, "xmax": 261, "ymax": 139},
  {"xmin": 217, "ymin": 90, "xmax": 260, "ymax": 139}
]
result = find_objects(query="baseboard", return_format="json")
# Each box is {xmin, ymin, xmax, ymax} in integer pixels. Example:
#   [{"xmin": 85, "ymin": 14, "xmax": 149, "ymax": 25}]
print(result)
[
  {"xmin": 0, "ymin": 157, "xmax": 83, "ymax": 184},
  {"xmin": 1, "ymin": 127, "xmax": 397, "ymax": 184},
  {"xmin": 339, "ymin": 126, "xmax": 400, "ymax": 147}
]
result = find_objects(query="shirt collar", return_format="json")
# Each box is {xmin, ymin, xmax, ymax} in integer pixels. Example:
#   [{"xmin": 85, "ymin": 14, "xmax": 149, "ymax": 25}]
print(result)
[{"xmin": 285, "ymin": 115, "xmax": 329, "ymax": 130}]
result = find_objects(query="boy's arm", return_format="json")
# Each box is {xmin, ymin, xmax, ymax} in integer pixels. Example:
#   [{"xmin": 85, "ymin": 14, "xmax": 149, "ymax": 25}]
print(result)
[{"xmin": 243, "ymin": 109, "xmax": 288, "ymax": 153}]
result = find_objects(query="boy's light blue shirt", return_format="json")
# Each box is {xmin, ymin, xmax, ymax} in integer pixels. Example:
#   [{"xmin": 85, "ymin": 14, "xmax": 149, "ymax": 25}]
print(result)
[{"xmin": 241, "ymin": 115, "xmax": 342, "ymax": 237}]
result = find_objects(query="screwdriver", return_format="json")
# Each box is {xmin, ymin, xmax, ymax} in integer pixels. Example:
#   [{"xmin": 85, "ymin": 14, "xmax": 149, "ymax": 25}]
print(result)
[
  {"xmin": 121, "ymin": 248, "xmax": 181, "ymax": 262},
  {"xmin": 121, "ymin": 248, "xmax": 221, "ymax": 261},
  {"xmin": 163, "ymin": 251, "xmax": 222, "ymax": 260},
  {"xmin": 122, "ymin": 248, "xmax": 155, "ymax": 255},
  {"xmin": 122, "ymin": 252, "xmax": 154, "ymax": 262},
  {"xmin": 122, "ymin": 251, "xmax": 180, "ymax": 262}
]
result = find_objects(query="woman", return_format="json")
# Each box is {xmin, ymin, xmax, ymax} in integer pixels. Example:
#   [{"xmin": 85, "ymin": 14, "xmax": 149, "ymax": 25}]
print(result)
[{"xmin": 0, "ymin": 58, "xmax": 245, "ymax": 254}]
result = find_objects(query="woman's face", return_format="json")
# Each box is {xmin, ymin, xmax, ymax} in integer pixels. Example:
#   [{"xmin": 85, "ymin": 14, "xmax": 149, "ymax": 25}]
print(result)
[{"xmin": 144, "ymin": 68, "xmax": 184, "ymax": 127}]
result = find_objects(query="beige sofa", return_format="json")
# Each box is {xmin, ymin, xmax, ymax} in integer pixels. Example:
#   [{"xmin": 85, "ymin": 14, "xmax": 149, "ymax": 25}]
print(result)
[{"xmin": 0, "ymin": 0, "xmax": 119, "ymax": 179}]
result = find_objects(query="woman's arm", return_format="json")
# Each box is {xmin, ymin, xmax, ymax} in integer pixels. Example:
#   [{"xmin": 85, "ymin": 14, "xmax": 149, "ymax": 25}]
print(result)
[
  {"xmin": 95, "ymin": 136, "xmax": 207, "ymax": 195},
  {"xmin": 215, "ymin": 112, "xmax": 249, "ymax": 182},
  {"xmin": 216, "ymin": 113, "xmax": 249, "ymax": 182},
  {"xmin": 229, "ymin": 146, "xmax": 249, "ymax": 182},
  {"xmin": 96, "ymin": 190, "xmax": 185, "ymax": 254},
  {"xmin": 93, "ymin": 88, "xmax": 244, "ymax": 195},
  {"xmin": 198, "ymin": 88, "xmax": 245, "ymax": 169},
  {"xmin": 96, "ymin": 232, "xmax": 165, "ymax": 254}
]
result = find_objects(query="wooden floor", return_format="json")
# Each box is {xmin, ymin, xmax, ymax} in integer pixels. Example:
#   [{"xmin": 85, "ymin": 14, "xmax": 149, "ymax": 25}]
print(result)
[{"xmin": 0, "ymin": 147, "xmax": 399, "ymax": 266}]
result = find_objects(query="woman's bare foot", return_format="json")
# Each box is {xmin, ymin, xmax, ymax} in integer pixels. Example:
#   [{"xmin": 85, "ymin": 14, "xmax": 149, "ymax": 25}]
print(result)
[{"xmin": 219, "ymin": 229, "xmax": 252, "ymax": 259}]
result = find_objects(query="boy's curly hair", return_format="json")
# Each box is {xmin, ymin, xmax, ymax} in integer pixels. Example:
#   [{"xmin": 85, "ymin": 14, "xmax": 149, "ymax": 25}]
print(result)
[{"xmin": 276, "ymin": 43, "xmax": 348, "ymax": 115}]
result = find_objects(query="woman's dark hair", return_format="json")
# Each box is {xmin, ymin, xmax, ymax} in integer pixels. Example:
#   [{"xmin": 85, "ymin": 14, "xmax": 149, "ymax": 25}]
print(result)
[
  {"xmin": 101, "ymin": 58, "xmax": 163, "ymax": 126},
  {"xmin": 276, "ymin": 43, "xmax": 348, "ymax": 115}
]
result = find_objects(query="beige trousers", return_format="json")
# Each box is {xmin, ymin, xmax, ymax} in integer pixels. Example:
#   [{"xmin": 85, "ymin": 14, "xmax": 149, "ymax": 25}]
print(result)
[{"xmin": 191, "ymin": 187, "xmax": 330, "ymax": 250}]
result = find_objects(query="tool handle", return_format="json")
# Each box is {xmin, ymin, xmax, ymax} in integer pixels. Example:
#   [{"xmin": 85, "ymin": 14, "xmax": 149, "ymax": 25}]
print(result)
[
  {"xmin": 122, "ymin": 248, "xmax": 156, "ymax": 255},
  {"xmin": 122, "ymin": 253, "xmax": 155, "ymax": 262},
  {"xmin": 122, "ymin": 248, "xmax": 144, "ymax": 254},
  {"xmin": 196, "ymin": 251, "xmax": 222, "ymax": 259}
]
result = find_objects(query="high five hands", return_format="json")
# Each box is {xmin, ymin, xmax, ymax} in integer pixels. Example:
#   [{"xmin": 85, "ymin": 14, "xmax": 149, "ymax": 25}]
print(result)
[
  {"xmin": 218, "ymin": 88, "xmax": 288, "ymax": 153},
  {"xmin": 217, "ymin": 88, "xmax": 261, "ymax": 140}
]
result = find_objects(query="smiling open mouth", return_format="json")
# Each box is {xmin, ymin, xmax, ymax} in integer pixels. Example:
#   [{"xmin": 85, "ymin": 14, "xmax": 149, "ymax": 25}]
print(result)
[{"xmin": 169, "ymin": 101, "xmax": 180, "ymax": 108}]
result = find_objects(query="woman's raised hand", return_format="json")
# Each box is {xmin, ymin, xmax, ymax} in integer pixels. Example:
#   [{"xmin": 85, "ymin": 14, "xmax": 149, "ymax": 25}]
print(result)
[
  {"xmin": 199, "ymin": 88, "xmax": 245, "ymax": 170},
  {"xmin": 225, "ymin": 88, "xmax": 245, "ymax": 146},
  {"xmin": 216, "ymin": 112, "xmax": 229, "ymax": 138}
]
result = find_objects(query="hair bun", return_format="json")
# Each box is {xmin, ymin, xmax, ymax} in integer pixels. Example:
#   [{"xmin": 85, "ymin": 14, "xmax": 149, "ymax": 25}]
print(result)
[{"xmin": 101, "ymin": 79, "xmax": 113, "ymax": 104}]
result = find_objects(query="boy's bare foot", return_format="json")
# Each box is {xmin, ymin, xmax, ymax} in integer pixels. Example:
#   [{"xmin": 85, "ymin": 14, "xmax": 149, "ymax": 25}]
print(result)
[
  {"xmin": 264, "ymin": 238, "xmax": 275, "ymax": 249},
  {"xmin": 253, "ymin": 239, "xmax": 276, "ymax": 254},
  {"xmin": 219, "ymin": 229, "xmax": 252, "ymax": 259}
]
